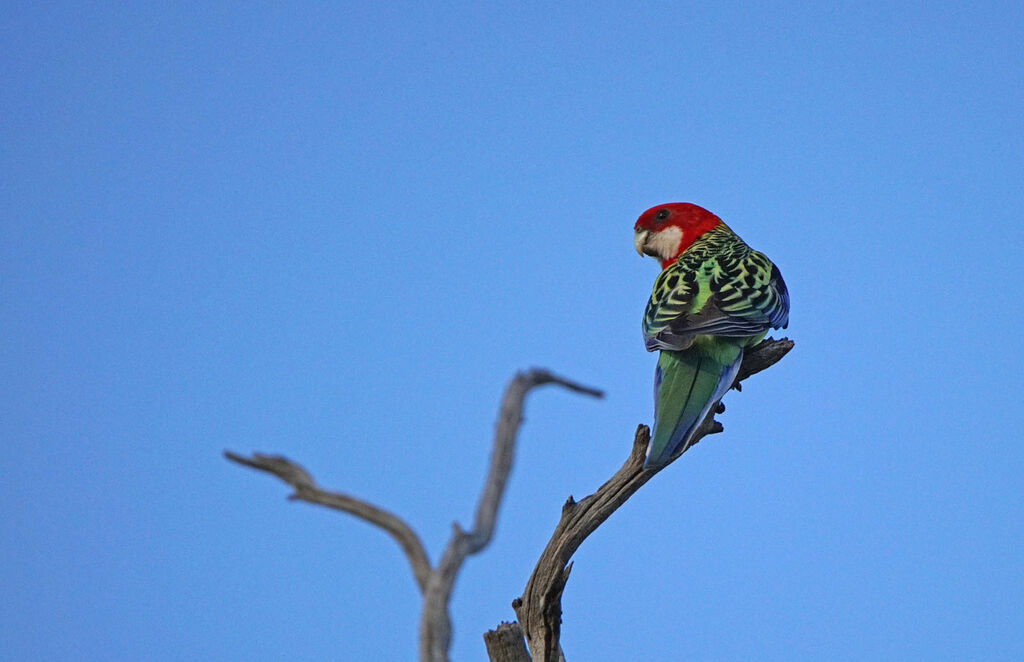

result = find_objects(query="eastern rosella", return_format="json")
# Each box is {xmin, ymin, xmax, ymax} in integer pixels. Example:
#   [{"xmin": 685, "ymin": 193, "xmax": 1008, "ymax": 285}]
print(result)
[{"xmin": 634, "ymin": 203, "xmax": 789, "ymax": 468}]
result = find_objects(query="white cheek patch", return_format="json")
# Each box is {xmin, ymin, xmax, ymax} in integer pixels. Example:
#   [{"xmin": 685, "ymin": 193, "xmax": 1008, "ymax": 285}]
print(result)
[{"xmin": 649, "ymin": 226, "xmax": 683, "ymax": 260}]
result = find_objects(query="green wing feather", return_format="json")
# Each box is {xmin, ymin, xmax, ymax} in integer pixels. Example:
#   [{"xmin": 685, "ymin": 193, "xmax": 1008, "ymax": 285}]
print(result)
[{"xmin": 642, "ymin": 224, "xmax": 789, "ymax": 352}]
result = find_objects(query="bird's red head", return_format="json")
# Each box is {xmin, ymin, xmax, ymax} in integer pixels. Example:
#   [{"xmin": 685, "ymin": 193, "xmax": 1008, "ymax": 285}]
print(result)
[{"xmin": 633, "ymin": 202, "xmax": 724, "ymax": 268}]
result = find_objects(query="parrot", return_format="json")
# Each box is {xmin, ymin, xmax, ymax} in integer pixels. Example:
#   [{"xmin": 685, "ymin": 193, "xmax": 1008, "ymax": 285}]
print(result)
[{"xmin": 633, "ymin": 202, "xmax": 789, "ymax": 468}]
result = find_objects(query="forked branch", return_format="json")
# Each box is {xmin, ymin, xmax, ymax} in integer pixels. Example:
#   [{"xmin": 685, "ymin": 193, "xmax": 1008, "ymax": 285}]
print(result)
[{"xmin": 226, "ymin": 369, "xmax": 603, "ymax": 662}]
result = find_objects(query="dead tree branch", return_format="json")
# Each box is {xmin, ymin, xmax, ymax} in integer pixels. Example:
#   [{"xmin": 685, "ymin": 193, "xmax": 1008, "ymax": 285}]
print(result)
[
  {"xmin": 509, "ymin": 337, "xmax": 794, "ymax": 662},
  {"xmin": 226, "ymin": 369, "xmax": 603, "ymax": 662},
  {"xmin": 484, "ymin": 622, "xmax": 532, "ymax": 662},
  {"xmin": 222, "ymin": 452, "xmax": 434, "ymax": 592},
  {"xmin": 421, "ymin": 371, "xmax": 603, "ymax": 661}
]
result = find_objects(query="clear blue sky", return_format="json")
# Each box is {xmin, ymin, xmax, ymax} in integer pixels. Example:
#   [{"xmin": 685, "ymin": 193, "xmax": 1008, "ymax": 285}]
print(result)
[{"xmin": 3, "ymin": 2, "xmax": 1023, "ymax": 660}]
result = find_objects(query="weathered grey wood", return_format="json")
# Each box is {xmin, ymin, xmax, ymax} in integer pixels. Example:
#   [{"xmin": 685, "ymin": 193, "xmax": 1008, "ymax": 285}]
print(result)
[
  {"xmin": 226, "ymin": 369, "xmax": 603, "ymax": 662},
  {"xmin": 420, "ymin": 370, "xmax": 603, "ymax": 662},
  {"xmin": 226, "ymin": 336, "xmax": 792, "ymax": 662},
  {"xmin": 511, "ymin": 337, "xmax": 793, "ymax": 662},
  {"xmin": 483, "ymin": 622, "xmax": 531, "ymax": 662},
  {"xmin": 223, "ymin": 451, "xmax": 434, "ymax": 592}
]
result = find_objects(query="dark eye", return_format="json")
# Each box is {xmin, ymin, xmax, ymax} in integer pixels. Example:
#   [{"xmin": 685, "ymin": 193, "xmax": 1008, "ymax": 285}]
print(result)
[{"xmin": 655, "ymin": 209, "xmax": 670, "ymax": 222}]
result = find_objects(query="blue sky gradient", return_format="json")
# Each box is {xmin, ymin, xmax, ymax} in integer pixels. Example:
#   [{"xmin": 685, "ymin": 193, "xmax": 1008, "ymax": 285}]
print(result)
[{"xmin": 3, "ymin": 2, "xmax": 1023, "ymax": 660}]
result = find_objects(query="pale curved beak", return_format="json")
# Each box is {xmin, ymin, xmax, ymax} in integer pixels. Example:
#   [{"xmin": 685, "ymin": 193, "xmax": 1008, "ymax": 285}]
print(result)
[{"xmin": 634, "ymin": 229, "xmax": 650, "ymax": 256}]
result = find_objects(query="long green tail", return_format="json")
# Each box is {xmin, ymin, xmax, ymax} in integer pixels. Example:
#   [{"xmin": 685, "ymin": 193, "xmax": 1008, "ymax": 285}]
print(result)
[{"xmin": 646, "ymin": 345, "xmax": 743, "ymax": 468}]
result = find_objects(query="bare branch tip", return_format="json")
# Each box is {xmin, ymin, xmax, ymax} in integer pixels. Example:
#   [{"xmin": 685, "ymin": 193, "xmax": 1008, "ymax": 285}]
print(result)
[
  {"xmin": 523, "ymin": 367, "xmax": 604, "ymax": 399},
  {"xmin": 629, "ymin": 424, "xmax": 651, "ymax": 459},
  {"xmin": 223, "ymin": 450, "xmax": 261, "ymax": 469}
]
